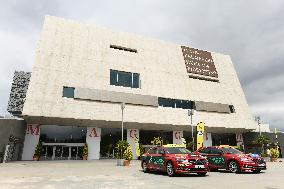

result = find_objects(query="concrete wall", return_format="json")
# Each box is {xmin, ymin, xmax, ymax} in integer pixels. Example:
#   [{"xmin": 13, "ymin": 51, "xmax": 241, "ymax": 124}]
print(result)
[
  {"xmin": 0, "ymin": 118, "xmax": 26, "ymax": 161},
  {"xmin": 22, "ymin": 16, "xmax": 256, "ymax": 132}
]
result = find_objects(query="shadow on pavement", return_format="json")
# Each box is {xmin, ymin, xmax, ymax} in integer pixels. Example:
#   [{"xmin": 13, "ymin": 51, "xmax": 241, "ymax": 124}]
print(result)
[{"xmin": 139, "ymin": 170, "xmax": 209, "ymax": 177}]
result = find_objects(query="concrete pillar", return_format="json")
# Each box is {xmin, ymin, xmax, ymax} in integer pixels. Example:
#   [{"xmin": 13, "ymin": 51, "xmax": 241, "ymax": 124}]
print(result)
[
  {"xmin": 22, "ymin": 124, "xmax": 41, "ymax": 160},
  {"xmin": 236, "ymin": 133, "xmax": 244, "ymax": 146},
  {"xmin": 173, "ymin": 131, "xmax": 183, "ymax": 144},
  {"xmin": 203, "ymin": 132, "xmax": 212, "ymax": 147},
  {"xmin": 86, "ymin": 127, "xmax": 101, "ymax": 160},
  {"xmin": 127, "ymin": 129, "xmax": 139, "ymax": 159}
]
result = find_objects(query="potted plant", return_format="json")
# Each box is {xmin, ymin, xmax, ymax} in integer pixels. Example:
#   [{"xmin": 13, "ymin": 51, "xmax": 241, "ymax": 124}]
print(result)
[
  {"xmin": 270, "ymin": 148, "xmax": 279, "ymax": 162},
  {"xmin": 115, "ymin": 140, "xmax": 129, "ymax": 166},
  {"xmin": 33, "ymin": 141, "xmax": 42, "ymax": 161},
  {"xmin": 82, "ymin": 143, "xmax": 88, "ymax": 160},
  {"xmin": 123, "ymin": 144, "xmax": 133, "ymax": 166}
]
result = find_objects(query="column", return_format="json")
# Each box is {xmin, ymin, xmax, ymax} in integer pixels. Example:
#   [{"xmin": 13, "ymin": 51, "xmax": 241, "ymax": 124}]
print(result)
[
  {"xmin": 236, "ymin": 133, "xmax": 244, "ymax": 146},
  {"xmin": 86, "ymin": 127, "xmax": 101, "ymax": 160},
  {"xmin": 203, "ymin": 132, "xmax": 212, "ymax": 147},
  {"xmin": 173, "ymin": 131, "xmax": 183, "ymax": 144},
  {"xmin": 22, "ymin": 124, "xmax": 41, "ymax": 160},
  {"xmin": 127, "ymin": 129, "xmax": 139, "ymax": 159}
]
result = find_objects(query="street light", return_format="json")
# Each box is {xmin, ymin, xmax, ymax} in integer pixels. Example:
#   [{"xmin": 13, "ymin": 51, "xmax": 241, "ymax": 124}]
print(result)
[
  {"xmin": 121, "ymin": 102, "xmax": 125, "ymax": 141},
  {"xmin": 188, "ymin": 109, "xmax": 194, "ymax": 151},
  {"xmin": 255, "ymin": 116, "xmax": 261, "ymax": 136}
]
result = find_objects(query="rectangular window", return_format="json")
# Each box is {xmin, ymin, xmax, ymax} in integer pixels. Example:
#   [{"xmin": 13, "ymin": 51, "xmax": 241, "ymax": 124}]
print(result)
[
  {"xmin": 110, "ymin": 70, "xmax": 118, "ymax": 85},
  {"xmin": 158, "ymin": 97, "xmax": 194, "ymax": 109},
  {"xmin": 110, "ymin": 70, "xmax": 140, "ymax": 88},
  {"xmin": 63, "ymin": 87, "xmax": 74, "ymax": 98},
  {"xmin": 132, "ymin": 73, "xmax": 140, "ymax": 88},
  {"xmin": 118, "ymin": 71, "xmax": 132, "ymax": 87}
]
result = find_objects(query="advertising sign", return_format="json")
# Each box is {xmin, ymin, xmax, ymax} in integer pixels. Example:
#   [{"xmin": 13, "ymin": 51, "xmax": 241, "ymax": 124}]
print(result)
[{"xmin": 196, "ymin": 122, "xmax": 205, "ymax": 150}]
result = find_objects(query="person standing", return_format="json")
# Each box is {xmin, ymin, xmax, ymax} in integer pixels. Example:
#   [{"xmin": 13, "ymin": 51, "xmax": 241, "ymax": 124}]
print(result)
[{"xmin": 266, "ymin": 148, "xmax": 271, "ymax": 162}]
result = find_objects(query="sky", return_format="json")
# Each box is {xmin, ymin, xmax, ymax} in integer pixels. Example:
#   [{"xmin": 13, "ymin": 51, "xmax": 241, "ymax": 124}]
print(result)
[{"xmin": 0, "ymin": 0, "xmax": 283, "ymax": 131}]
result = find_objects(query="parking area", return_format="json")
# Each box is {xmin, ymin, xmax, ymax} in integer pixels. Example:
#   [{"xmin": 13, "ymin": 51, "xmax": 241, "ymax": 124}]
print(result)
[{"xmin": 0, "ymin": 159, "xmax": 283, "ymax": 189}]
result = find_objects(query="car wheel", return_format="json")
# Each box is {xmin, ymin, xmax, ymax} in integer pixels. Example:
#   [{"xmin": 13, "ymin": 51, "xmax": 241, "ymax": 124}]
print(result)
[
  {"xmin": 142, "ymin": 161, "xmax": 149, "ymax": 173},
  {"xmin": 197, "ymin": 172, "xmax": 207, "ymax": 176},
  {"xmin": 166, "ymin": 161, "xmax": 175, "ymax": 177},
  {"xmin": 228, "ymin": 161, "xmax": 240, "ymax": 173},
  {"xmin": 253, "ymin": 170, "xmax": 261, "ymax": 173}
]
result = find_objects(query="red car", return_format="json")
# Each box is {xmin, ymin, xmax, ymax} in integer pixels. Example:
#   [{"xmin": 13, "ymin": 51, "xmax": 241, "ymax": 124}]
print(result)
[
  {"xmin": 141, "ymin": 145, "xmax": 209, "ymax": 177},
  {"xmin": 194, "ymin": 146, "xmax": 266, "ymax": 173}
]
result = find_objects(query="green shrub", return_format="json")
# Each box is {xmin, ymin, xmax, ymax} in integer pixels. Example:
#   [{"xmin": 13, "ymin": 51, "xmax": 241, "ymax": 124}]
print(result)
[
  {"xmin": 115, "ymin": 140, "xmax": 129, "ymax": 159},
  {"xmin": 270, "ymin": 148, "xmax": 279, "ymax": 159},
  {"xmin": 123, "ymin": 145, "xmax": 133, "ymax": 161},
  {"xmin": 83, "ymin": 143, "xmax": 88, "ymax": 157},
  {"xmin": 34, "ymin": 141, "xmax": 42, "ymax": 157}
]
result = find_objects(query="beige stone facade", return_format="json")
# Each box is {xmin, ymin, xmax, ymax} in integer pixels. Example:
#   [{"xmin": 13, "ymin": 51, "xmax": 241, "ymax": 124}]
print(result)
[{"xmin": 22, "ymin": 16, "xmax": 257, "ymax": 133}]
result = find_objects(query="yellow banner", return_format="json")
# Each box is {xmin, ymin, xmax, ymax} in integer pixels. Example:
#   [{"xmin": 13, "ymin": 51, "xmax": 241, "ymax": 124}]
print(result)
[{"xmin": 196, "ymin": 122, "xmax": 205, "ymax": 150}]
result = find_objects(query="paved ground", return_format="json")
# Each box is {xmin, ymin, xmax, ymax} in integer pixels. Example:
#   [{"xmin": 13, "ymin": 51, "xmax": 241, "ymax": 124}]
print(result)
[{"xmin": 0, "ymin": 159, "xmax": 283, "ymax": 189}]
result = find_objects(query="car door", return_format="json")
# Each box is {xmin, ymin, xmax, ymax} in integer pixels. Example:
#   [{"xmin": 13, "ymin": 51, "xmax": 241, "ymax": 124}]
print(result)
[
  {"xmin": 154, "ymin": 147, "xmax": 165, "ymax": 170},
  {"xmin": 145, "ymin": 148, "xmax": 157, "ymax": 170},
  {"xmin": 207, "ymin": 148, "xmax": 226, "ymax": 169}
]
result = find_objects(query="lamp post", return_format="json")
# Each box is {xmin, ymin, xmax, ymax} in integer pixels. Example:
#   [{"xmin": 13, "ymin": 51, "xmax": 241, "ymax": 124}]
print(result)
[
  {"xmin": 255, "ymin": 116, "xmax": 261, "ymax": 137},
  {"xmin": 188, "ymin": 109, "xmax": 194, "ymax": 151},
  {"xmin": 121, "ymin": 102, "xmax": 125, "ymax": 141}
]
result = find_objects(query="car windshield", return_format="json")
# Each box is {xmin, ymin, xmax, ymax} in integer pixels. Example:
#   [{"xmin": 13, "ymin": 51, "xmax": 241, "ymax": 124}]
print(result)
[
  {"xmin": 222, "ymin": 147, "xmax": 242, "ymax": 154},
  {"xmin": 164, "ymin": 147, "xmax": 191, "ymax": 154}
]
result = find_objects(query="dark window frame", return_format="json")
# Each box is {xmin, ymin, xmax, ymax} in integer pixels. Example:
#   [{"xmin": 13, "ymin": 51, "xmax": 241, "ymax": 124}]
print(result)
[
  {"xmin": 62, "ymin": 86, "xmax": 75, "ymax": 98},
  {"xmin": 110, "ymin": 69, "xmax": 140, "ymax": 89}
]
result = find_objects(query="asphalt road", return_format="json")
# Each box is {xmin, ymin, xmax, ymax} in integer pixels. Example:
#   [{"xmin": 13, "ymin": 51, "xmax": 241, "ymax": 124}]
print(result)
[{"xmin": 0, "ymin": 159, "xmax": 283, "ymax": 189}]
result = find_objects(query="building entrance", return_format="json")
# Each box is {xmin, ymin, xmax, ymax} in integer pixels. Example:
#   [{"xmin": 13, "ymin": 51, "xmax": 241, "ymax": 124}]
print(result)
[
  {"xmin": 41, "ymin": 143, "xmax": 84, "ymax": 160},
  {"xmin": 39, "ymin": 125, "xmax": 86, "ymax": 160}
]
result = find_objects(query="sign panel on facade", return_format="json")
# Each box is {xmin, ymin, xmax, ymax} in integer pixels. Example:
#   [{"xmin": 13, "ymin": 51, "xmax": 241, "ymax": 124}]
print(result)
[{"xmin": 181, "ymin": 46, "xmax": 218, "ymax": 78}]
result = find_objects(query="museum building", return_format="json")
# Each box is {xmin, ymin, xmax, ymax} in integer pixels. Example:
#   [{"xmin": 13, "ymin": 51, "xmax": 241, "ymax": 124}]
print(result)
[{"xmin": 7, "ymin": 16, "xmax": 258, "ymax": 160}]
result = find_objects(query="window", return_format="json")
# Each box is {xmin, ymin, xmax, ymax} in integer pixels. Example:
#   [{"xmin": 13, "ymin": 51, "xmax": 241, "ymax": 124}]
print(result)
[
  {"xmin": 199, "ymin": 148, "xmax": 210, "ymax": 154},
  {"xmin": 63, "ymin": 87, "xmax": 74, "ymax": 98},
  {"xmin": 210, "ymin": 148, "xmax": 222, "ymax": 155},
  {"xmin": 148, "ymin": 148, "xmax": 157, "ymax": 154},
  {"xmin": 157, "ymin": 148, "xmax": 164, "ymax": 154},
  {"xmin": 164, "ymin": 147, "xmax": 191, "ymax": 154},
  {"xmin": 158, "ymin": 97, "xmax": 193, "ymax": 109},
  {"xmin": 110, "ymin": 69, "xmax": 140, "ymax": 88},
  {"xmin": 229, "ymin": 105, "xmax": 235, "ymax": 113},
  {"xmin": 110, "ymin": 45, "xmax": 137, "ymax": 53}
]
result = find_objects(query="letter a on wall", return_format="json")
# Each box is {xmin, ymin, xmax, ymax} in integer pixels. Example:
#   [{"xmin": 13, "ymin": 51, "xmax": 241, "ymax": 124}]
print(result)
[{"xmin": 196, "ymin": 122, "xmax": 205, "ymax": 150}]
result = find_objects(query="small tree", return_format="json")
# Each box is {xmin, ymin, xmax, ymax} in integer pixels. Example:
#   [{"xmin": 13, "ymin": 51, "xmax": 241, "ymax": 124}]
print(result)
[
  {"xmin": 115, "ymin": 140, "xmax": 129, "ymax": 159},
  {"xmin": 256, "ymin": 135, "xmax": 270, "ymax": 153},
  {"xmin": 82, "ymin": 143, "xmax": 88, "ymax": 158},
  {"xmin": 123, "ymin": 145, "xmax": 133, "ymax": 161},
  {"xmin": 34, "ymin": 141, "xmax": 42, "ymax": 158}
]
